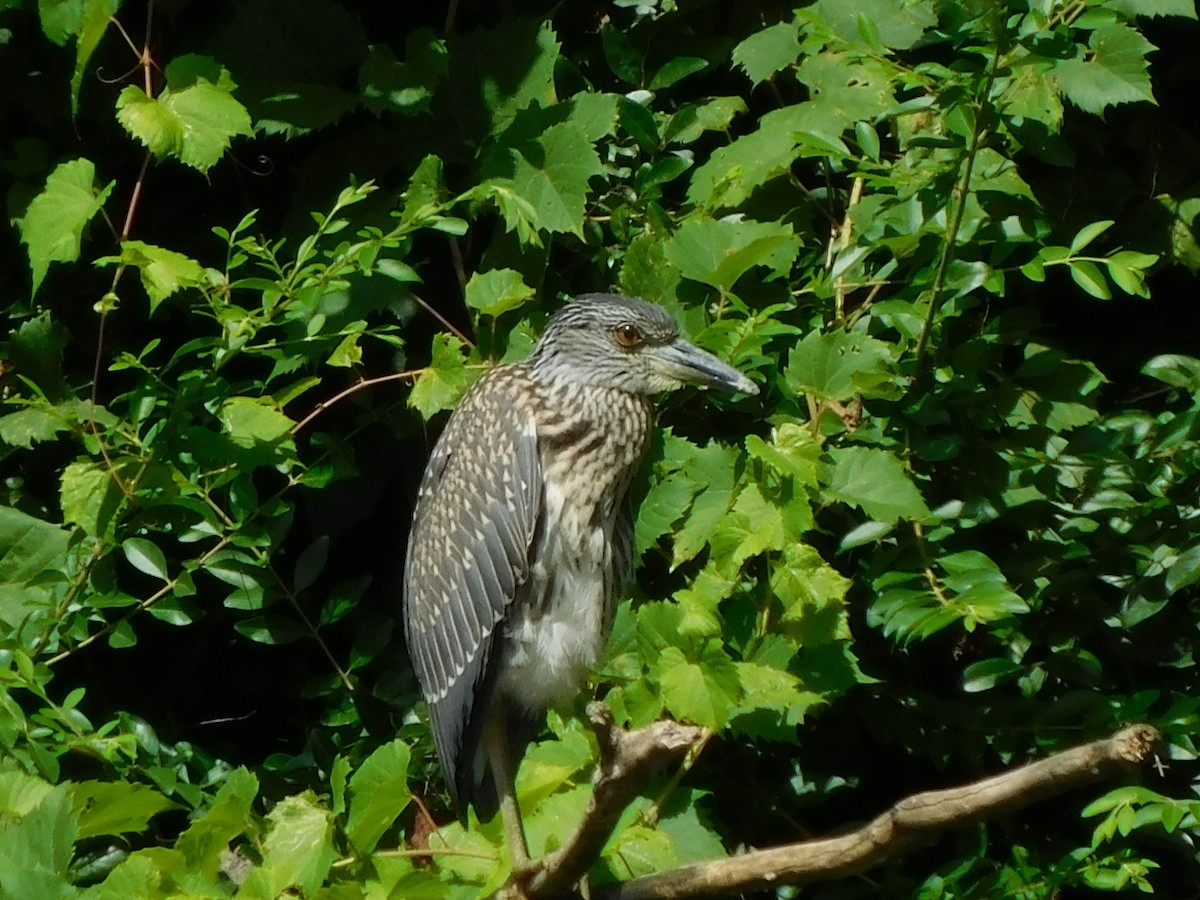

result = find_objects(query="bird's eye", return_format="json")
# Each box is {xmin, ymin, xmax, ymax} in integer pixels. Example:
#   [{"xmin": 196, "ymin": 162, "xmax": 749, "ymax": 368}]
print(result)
[{"xmin": 614, "ymin": 323, "xmax": 643, "ymax": 349}]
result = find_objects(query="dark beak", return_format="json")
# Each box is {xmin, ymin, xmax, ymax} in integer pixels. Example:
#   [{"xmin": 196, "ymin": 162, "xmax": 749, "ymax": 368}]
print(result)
[{"xmin": 652, "ymin": 339, "xmax": 759, "ymax": 395}]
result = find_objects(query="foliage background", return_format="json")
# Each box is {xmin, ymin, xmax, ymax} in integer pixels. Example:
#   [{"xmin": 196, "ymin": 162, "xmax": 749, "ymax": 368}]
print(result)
[{"xmin": 3, "ymin": 0, "xmax": 1200, "ymax": 896}]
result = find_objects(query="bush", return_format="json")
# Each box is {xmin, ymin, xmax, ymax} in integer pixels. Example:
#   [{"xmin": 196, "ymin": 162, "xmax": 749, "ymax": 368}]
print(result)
[{"xmin": 3, "ymin": 0, "xmax": 1200, "ymax": 896}]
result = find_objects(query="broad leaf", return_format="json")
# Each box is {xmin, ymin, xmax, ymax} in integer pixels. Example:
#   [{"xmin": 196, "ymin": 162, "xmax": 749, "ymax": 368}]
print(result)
[
  {"xmin": 18, "ymin": 158, "xmax": 114, "ymax": 295},
  {"xmin": 1054, "ymin": 24, "xmax": 1157, "ymax": 116},
  {"xmin": 826, "ymin": 446, "xmax": 930, "ymax": 523},
  {"xmin": 116, "ymin": 54, "xmax": 253, "ymax": 172}
]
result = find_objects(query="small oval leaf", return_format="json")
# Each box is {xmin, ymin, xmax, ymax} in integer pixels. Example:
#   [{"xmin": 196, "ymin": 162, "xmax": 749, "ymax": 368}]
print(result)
[{"xmin": 122, "ymin": 537, "xmax": 169, "ymax": 581}]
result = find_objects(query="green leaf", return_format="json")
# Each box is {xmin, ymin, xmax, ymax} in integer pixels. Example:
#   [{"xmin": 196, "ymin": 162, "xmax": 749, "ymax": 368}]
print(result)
[
  {"xmin": 605, "ymin": 824, "xmax": 681, "ymax": 878},
  {"xmin": 793, "ymin": 55, "xmax": 896, "ymax": 142},
  {"xmin": 1053, "ymin": 24, "xmax": 1157, "ymax": 116},
  {"xmin": 1070, "ymin": 219, "xmax": 1116, "ymax": 252},
  {"xmin": 95, "ymin": 240, "xmax": 206, "ymax": 312},
  {"xmin": 1104, "ymin": 0, "xmax": 1196, "ymax": 19},
  {"xmin": 1166, "ymin": 545, "xmax": 1200, "ymax": 594},
  {"xmin": 122, "ymin": 537, "xmax": 169, "ymax": 581},
  {"xmin": 785, "ymin": 330, "xmax": 894, "ymax": 401},
  {"xmin": 0, "ymin": 507, "xmax": 71, "ymax": 632},
  {"xmin": 70, "ymin": 0, "xmax": 120, "ymax": 114},
  {"xmin": 961, "ymin": 657, "xmax": 1021, "ymax": 693},
  {"xmin": 670, "ymin": 440, "xmax": 739, "ymax": 566},
  {"xmin": 657, "ymin": 645, "xmax": 739, "ymax": 729},
  {"xmin": 505, "ymin": 122, "xmax": 605, "ymax": 238},
  {"xmin": 409, "ymin": 333, "xmax": 474, "ymax": 420},
  {"xmin": 175, "ymin": 767, "xmax": 258, "ymax": 873},
  {"xmin": 346, "ymin": 739, "xmax": 412, "ymax": 854},
  {"xmin": 241, "ymin": 793, "xmax": 336, "ymax": 898},
  {"xmin": 60, "ymin": 460, "xmax": 124, "ymax": 539},
  {"xmin": 18, "ymin": 158, "xmax": 115, "ymax": 295},
  {"xmin": 0, "ymin": 779, "xmax": 77, "ymax": 886},
  {"xmin": 1069, "ymin": 259, "xmax": 1112, "ymax": 299},
  {"xmin": 664, "ymin": 217, "xmax": 800, "ymax": 292},
  {"xmin": 116, "ymin": 54, "xmax": 254, "ymax": 172},
  {"xmin": 809, "ymin": 0, "xmax": 937, "ymax": 50},
  {"xmin": 649, "ymin": 56, "xmax": 708, "ymax": 90},
  {"xmin": 732, "ymin": 22, "xmax": 801, "ymax": 86},
  {"xmin": 219, "ymin": 396, "xmax": 295, "ymax": 446},
  {"xmin": 1141, "ymin": 354, "xmax": 1200, "ymax": 389},
  {"xmin": 465, "ymin": 268, "xmax": 536, "ymax": 318},
  {"xmin": 826, "ymin": 446, "xmax": 930, "ymax": 524},
  {"xmin": 746, "ymin": 424, "xmax": 822, "ymax": 485},
  {"xmin": 772, "ymin": 543, "xmax": 852, "ymax": 635},
  {"xmin": 234, "ymin": 614, "xmax": 307, "ymax": 644},
  {"xmin": 294, "ymin": 536, "xmax": 329, "ymax": 593},
  {"xmin": 686, "ymin": 105, "xmax": 808, "ymax": 209},
  {"xmin": 71, "ymin": 781, "xmax": 177, "ymax": 839}
]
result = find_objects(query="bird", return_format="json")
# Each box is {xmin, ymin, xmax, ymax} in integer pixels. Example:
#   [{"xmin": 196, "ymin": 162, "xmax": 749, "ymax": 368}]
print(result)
[{"xmin": 402, "ymin": 292, "xmax": 757, "ymax": 867}]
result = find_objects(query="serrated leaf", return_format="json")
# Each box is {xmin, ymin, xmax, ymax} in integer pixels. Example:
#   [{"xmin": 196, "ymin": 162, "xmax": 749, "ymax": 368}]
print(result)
[
  {"xmin": 409, "ymin": 333, "xmax": 474, "ymax": 420},
  {"xmin": 826, "ymin": 446, "xmax": 929, "ymax": 524},
  {"xmin": 499, "ymin": 122, "xmax": 604, "ymax": 239},
  {"xmin": 116, "ymin": 54, "xmax": 253, "ymax": 173},
  {"xmin": 242, "ymin": 793, "xmax": 335, "ymax": 898},
  {"xmin": 465, "ymin": 268, "xmax": 535, "ymax": 318},
  {"xmin": 1104, "ymin": 0, "xmax": 1196, "ymax": 19},
  {"xmin": 0, "ymin": 507, "xmax": 71, "ymax": 633},
  {"xmin": 810, "ymin": 0, "xmax": 937, "ymax": 50},
  {"xmin": 657, "ymin": 645, "xmax": 739, "ymax": 729},
  {"xmin": 670, "ymin": 441, "xmax": 739, "ymax": 566},
  {"xmin": 732, "ymin": 22, "xmax": 801, "ymax": 86},
  {"xmin": 664, "ymin": 216, "xmax": 800, "ymax": 292},
  {"xmin": 1054, "ymin": 24, "xmax": 1157, "ymax": 116},
  {"xmin": 18, "ymin": 158, "xmax": 115, "ymax": 295},
  {"xmin": 60, "ymin": 460, "xmax": 124, "ymax": 539},
  {"xmin": 785, "ymin": 329, "xmax": 894, "ymax": 401},
  {"xmin": 346, "ymin": 739, "xmax": 411, "ymax": 854},
  {"xmin": 95, "ymin": 240, "xmax": 206, "ymax": 312},
  {"xmin": 745, "ymin": 423, "xmax": 822, "ymax": 485},
  {"xmin": 686, "ymin": 105, "xmax": 808, "ymax": 209},
  {"xmin": 122, "ymin": 537, "xmax": 169, "ymax": 581}
]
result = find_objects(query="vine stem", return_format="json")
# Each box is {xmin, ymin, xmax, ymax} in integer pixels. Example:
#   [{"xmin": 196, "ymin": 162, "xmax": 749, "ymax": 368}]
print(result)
[{"xmin": 914, "ymin": 48, "xmax": 1001, "ymax": 362}]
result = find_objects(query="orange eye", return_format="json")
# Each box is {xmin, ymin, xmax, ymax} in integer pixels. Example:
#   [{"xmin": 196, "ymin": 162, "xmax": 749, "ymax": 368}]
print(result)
[{"xmin": 614, "ymin": 323, "xmax": 642, "ymax": 349}]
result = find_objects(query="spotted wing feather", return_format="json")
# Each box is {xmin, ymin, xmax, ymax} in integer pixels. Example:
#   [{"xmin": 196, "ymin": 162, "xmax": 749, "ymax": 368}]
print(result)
[{"xmin": 403, "ymin": 370, "xmax": 542, "ymax": 813}]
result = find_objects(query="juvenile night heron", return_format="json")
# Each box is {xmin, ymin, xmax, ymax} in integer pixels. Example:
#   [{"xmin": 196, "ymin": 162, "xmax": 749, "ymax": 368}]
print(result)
[{"xmin": 402, "ymin": 293, "xmax": 756, "ymax": 865}]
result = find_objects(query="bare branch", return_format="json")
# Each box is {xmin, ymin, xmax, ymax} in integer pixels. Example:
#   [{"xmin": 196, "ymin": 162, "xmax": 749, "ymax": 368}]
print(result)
[
  {"xmin": 600, "ymin": 724, "xmax": 1161, "ymax": 900},
  {"xmin": 506, "ymin": 704, "xmax": 707, "ymax": 899}
]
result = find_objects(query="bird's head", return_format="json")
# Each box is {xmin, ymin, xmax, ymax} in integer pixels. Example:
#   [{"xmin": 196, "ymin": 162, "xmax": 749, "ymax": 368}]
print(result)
[{"xmin": 529, "ymin": 293, "xmax": 759, "ymax": 397}]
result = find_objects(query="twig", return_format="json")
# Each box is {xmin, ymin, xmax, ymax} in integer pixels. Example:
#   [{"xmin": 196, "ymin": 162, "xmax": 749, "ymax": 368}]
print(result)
[
  {"xmin": 599, "ymin": 724, "xmax": 1161, "ymax": 899},
  {"xmin": 290, "ymin": 369, "xmax": 424, "ymax": 434}
]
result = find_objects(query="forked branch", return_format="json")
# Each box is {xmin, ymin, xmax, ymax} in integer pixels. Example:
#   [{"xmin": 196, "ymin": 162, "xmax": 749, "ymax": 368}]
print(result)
[{"xmin": 507, "ymin": 721, "xmax": 1160, "ymax": 900}]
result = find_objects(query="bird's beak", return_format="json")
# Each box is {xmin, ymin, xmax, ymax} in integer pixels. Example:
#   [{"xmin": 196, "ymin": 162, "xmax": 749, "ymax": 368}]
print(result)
[{"xmin": 651, "ymin": 339, "xmax": 760, "ymax": 395}]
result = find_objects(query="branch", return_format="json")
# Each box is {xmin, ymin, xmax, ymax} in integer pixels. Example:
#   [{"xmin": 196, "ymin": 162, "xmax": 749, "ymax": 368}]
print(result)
[
  {"xmin": 510, "ymin": 704, "xmax": 707, "ymax": 899},
  {"xmin": 600, "ymin": 724, "xmax": 1161, "ymax": 899}
]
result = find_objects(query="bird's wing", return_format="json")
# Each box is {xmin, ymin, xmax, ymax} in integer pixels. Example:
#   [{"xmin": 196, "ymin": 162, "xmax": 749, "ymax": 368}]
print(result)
[{"xmin": 402, "ymin": 370, "xmax": 542, "ymax": 812}]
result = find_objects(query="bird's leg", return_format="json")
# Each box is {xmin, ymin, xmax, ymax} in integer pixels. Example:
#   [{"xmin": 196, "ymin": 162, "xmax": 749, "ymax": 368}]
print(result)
[{"xmin": 484, "ymin": 696, "xmax": 535, "ymax": 876}]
